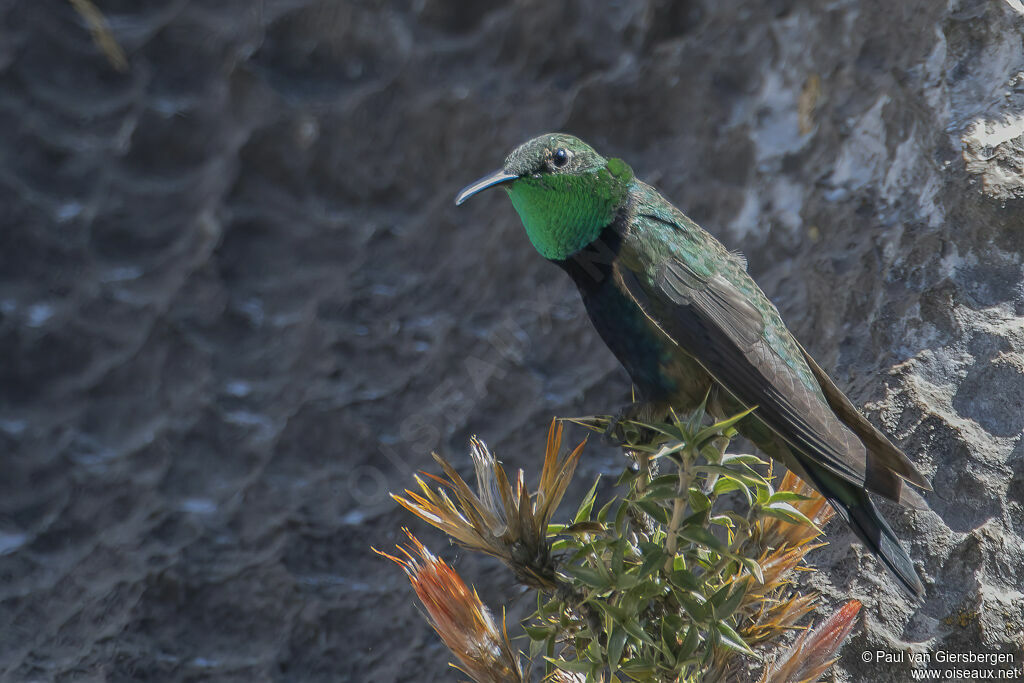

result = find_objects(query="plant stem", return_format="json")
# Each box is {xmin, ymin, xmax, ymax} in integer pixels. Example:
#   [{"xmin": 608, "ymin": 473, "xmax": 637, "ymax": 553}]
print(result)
[{"xmin": 664, "ymin": 448, "xmax": 695, "ymax": 572}]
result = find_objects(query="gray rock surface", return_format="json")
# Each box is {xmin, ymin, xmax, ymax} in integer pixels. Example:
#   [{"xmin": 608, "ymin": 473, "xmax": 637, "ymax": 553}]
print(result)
[{"xmin": 1, "ymin": 0, "xmax": 1022, "ymax": 680}]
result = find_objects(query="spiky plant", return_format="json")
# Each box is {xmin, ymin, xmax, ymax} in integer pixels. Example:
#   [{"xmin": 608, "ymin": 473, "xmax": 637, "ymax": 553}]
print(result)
[
  {"xmin": 385, "ymin": 407, "xmax": 861, "ymax": 682},
  {"xmin": 392, "ymin": 420, "xmax": 584, "ymax": 589},
  {"xmin": 374, "ymin": 531, "xmax": 526, "ymax": 683},
  {"xmin": 757, "ymin": 599, "xmax": 862, "ymax": 683}
]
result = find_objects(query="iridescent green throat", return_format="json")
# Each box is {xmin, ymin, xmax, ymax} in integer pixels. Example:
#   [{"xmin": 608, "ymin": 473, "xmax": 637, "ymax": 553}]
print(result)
[{"xmin": 505, "ymin": 159, "xmax": 633, "ymax": 261}]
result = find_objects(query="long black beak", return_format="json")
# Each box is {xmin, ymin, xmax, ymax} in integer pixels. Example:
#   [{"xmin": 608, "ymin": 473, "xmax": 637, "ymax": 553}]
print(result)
[{"xmin": 454, "ymin": 170, "xmax": 518, "ymax": 206}]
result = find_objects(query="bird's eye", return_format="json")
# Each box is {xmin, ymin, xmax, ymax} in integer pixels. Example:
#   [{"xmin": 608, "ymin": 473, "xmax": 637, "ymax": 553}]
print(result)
[{"xmin": 552, "ymin": 148, "xmax": 569, "ymax": 168}]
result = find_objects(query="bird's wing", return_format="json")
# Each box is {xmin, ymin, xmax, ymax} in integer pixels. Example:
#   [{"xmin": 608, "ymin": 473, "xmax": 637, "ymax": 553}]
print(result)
[
  {"xmin": 797, "ymin": 341, "xmax": 932, "ymax": 494},
  {"xmin": 614, "ymin": 215, "xmax": 872, "ymax": 489}
]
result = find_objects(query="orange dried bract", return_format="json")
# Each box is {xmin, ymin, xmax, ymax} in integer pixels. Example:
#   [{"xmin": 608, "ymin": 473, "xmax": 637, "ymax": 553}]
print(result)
[
  {"xmin": 374, "ymin": 530, "xmax": 526, "ymax": 683},
  {"xmin": 390, "ymin": 419, "xmax": 584, "ymax": 589},
  {"xmin": 758, "ymin": 600, "xmax": 863, "ymax": 683}
]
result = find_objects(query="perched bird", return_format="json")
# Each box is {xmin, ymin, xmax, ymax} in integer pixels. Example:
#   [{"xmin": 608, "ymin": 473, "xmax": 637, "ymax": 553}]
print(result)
[{"xmin": 455, "ymin": 133, "xmax": 931, "ymax": 597}]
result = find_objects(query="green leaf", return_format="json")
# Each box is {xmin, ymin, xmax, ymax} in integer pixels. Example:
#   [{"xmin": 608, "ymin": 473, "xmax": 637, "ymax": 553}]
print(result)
[
  {"xmin": 767, "ymin": 490, "xmax": 811, "ymax": 505},
  {"xmin": 620, "ymin": 615, "xmax": 656, "ymax": 646},
  {"xmin": 616, "ymin": 465, "xmax": 642, "ymax": 488},
  {"xmin": 616, "ymin": 572, "xmax": 639, "ymax": 590},
  {"xmin": 713, "ymin": 581, "xmax": 747, "ymax": 621},
  {"xmin": 637, "ymin": 540, "xmax": 663, "ymax": 555},
  {"xmin": 612, "ymin": 540, "xmax": 625, "ymax": 575},
  {"xmin": 693, "ymin": 428, "xmax": 726, "ymax": 453},
  {"xmin": 585, "ymin": 540, "xmax": 618, "ymax": 582},
  {"xmin": 574, "ymin": 474, "xmax": 602, "ymax": 523},
  {"xmin": 550, "ymin": 538, "xmax": 573, "ymax": 552},
  {"xmin": 677, "ymin": 623, "xmax": 700, "ymax": 662},
  {"xmin": 676, "ymin": 389, "xmax": 707, "ymax": 433},
  {"xmin": 715, "ymin": 620, "xmax": 756, "ymax": 656},
  {"xmin": 692, "ymin": 409, "xmax": 757, "ymax": 450},
  {"xmin": 545, "ymin": 657, "xmax": 595, "ymax": 674},
  {"xmin": 700, "ymin": 632, "xmax": 717, "ymax": 667},
  {"xmin": 700, "ymin": 442, "xmax": 727, "ymax": 464},
  {"xmin": 709, "ymin": 583, "xmax": 731, "ymax": 610},
  {"xmin": 680, "ymin": 508, "xmax": 709, "ymax": 528},
  {"xmin": 632, "ymin": 419, "xmax": 687, "ymax": 443},
  {"xmin": 650, "ymin": 441, "xmax": 687, "ymax": 461},
  {"xmin": 719, "ymin": 510, "xmax": 751, "ymax": 529},
  {"xmin": 614, "ymin": 499, "xmax": 630, "ymax": 535},
  {"xmin": 678, "ymin": 524, "xmax": 727, "ymax": 554},
  {"xmin": 619, "ymin": 658, "xmax": 658, "ymax": 678},
  {"xmin": 760, "ymin": 501, "xmax": 821, "ymax": 532},
  {"xmin": 634, "ymin": 499, "xmax": 671, "ymax": 526},
  {"xmin": 648, "ymin": 474, "xmax": 680, "ymax": 489},
  {"xmin": 660, "ymin": 635, "xmax": 679, "ymax": 670},
  {"xmin": 619, "ymin": 585, "xmax": 646, "ymax": 615},
  {"xmin": 529, "ymin": 633, "xmax": 549, "ymax": 660},
  {"xmin": 675, "ymin": 590, "xmax": 708, "ymax": 623},
  {"xmin": 637, "ymin": 483, "xmax": 681, "ymax": 502},
  {"xmin": 670, "ymin": 568, "xmax": 700, "ymax": 592},
  {"xmin": 565, "ymin": 414, "xmax": 614, "ymax": 434},
  {"xmin": 538, "ymin": 594, "xmax": 562, "ymax": 617},
  {"xmin": 711, "ymin": 475, "xmax": 753, "ymax": 506},
  {"xmin": 688, "ymin": 488, "xmax": 712, "ymax": 512},
  {"xmin": 708, "ymin": 514, "xmax": 735, "ymax": 529},
  {"xmin": 638, "ymin": 546, "xmax": 666, "ymax": 579},
  {"xmin": 661, "ymin": 611, "xmax": 683, "ymax": 643},
  {"xmin": 707, "ymin": 405, "xmax": 758, "ymax": 434},
  {"xmin": 694, "ymin": 464, "xmax": 766, "ymax": 489},
  {"xmin": 560, "ymin": 563, "xmax": 611, "ymax": 589},
  {"xmin": 711, "ymin": 475, "xmax": 742, "ymax": 495},
  {"xmin": 562, "ymin": 521, "xmax": 606, "ymax": 535},
  {"xmin": 740, "ymin": 556, "xmax": 764, "ymax": 583},
  {"xmin": 595, "ymin": 600, "xmax": 626, "ymax": 622},
  {"xmin": 720, "ymin": 453, "xmax": 765, "ymax": 466},
  {"xmin": 608, "ymin": 625, "xmax": 628, "ymax": 672},
  {"xmin": 522, "ymin": 624, "xmax": 551, "ymax": 641}
]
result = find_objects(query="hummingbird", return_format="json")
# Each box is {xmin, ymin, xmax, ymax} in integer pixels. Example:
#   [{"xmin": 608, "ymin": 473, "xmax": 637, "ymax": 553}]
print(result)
[{"xmin": 455, "ymin": 133, "xmax": 931, "ymax": 597}]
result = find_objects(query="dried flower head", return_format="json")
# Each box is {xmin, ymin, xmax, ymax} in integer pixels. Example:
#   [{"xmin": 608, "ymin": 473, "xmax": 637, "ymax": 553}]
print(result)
[
  {"xmin": 758, "ymin": 600, "xmax": 862, "ymax": 683},
  {"xmin": 392, "ymin": 419, "xmax": 584, "ymax": 589},
  {"xmin": 738, "ymin": 469, "xmax": 837, "ymax": 649},
  {"xmin": 375, "ymin": 531, "xmax": 526, "ymax": 683}
]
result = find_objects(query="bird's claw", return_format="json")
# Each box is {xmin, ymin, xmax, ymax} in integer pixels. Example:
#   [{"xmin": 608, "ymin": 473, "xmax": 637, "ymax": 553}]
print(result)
[
  {"xmin": 602, "ymin": 401, "xmax": 666, "ymax": 448},
  {"xmin": 602, "ymin": 413, "xmax": 628, "ymax": 447}
]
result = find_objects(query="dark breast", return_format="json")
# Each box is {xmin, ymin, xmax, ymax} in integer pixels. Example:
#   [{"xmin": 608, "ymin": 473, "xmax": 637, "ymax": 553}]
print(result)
[{"xmin": 554, "ymin": 224, "xmax": 711, "ymax": 406}]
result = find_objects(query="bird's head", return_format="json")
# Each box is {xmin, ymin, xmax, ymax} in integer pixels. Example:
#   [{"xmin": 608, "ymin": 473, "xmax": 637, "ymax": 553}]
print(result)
[{"xmin": 456, "ymin": 133, "xmax": 634, "ymax": 260}]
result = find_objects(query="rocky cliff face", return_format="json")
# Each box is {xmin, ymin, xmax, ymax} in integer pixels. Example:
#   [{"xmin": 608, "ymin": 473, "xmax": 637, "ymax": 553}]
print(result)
[{"xmin": 1, "ymin": 0, "xmax": 1022, "ymax": 680}]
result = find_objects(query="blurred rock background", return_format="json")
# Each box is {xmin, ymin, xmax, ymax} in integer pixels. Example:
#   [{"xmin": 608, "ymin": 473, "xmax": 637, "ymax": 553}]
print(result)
[{"xmin": 1, "ymin": 0, "xmax": 1022, "ymax": 680}]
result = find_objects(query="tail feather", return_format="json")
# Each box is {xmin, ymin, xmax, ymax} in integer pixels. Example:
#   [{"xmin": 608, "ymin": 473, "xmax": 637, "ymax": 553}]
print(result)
[
  {"xmin": 797, "ymin": 341, "xmax": 932, "ymax": 493},
  {"xmin": 798, "ymin": 460, "xmax": 924, "ymax": 597},
  {"xmin": 722, "ymin": 398, "xmax": 925, "ymax": 597},
  {"xmin": 865, "ymin": 462, "xmax": 929, "ymax": 510},
  {"xmin": 841, "ymin": 493, "xmax": 924, "ymax": 597}
]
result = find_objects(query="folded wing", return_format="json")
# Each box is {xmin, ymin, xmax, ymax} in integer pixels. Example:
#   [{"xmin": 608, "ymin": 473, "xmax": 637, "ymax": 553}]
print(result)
[{"xmin": 615, "ymin": 212, "xmax": 927, "ymax": 503}]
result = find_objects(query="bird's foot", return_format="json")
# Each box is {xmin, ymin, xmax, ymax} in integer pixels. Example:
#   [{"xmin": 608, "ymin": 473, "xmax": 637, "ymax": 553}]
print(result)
[{"xmin": 601, "ymin": 401, "xmax": 669, "ymax": 448}]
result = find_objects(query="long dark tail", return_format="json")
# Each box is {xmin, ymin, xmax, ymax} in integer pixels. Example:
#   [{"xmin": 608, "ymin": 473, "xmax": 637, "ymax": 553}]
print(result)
[
  {"xmin": 844, "ymin": 491, "xmax": 923, "ymax": 597},
  {"xmin": 724, "ymin": 404, "xmax": 925, "ymax": 597},
  {"xmin": 811, "ymin": 468, "xmax": 925, "ymax": 597}
]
